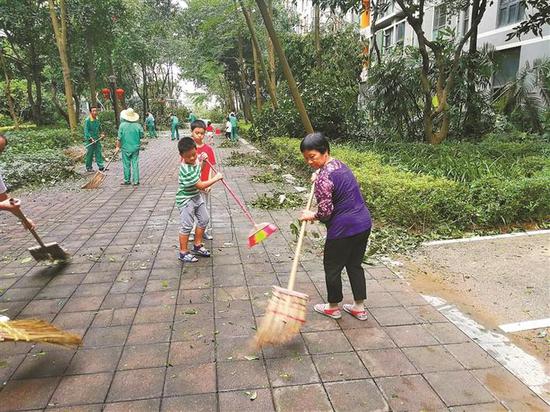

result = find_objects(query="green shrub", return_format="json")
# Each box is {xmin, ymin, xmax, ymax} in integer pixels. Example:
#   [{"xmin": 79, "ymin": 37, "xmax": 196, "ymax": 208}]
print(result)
[
  {"xmin": 3, "ymin": 128, "xmax": 74, "ymax": 154},
  {"xmin": 97, "ymin": 111, "xmax": 117, "ymax": 138}
]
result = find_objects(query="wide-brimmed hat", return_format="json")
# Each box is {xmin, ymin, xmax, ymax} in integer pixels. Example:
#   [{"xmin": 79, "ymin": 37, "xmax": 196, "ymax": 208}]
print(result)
[{"xmin": 120, "ymin": 108, "xmax": 139, "ymax": 122}]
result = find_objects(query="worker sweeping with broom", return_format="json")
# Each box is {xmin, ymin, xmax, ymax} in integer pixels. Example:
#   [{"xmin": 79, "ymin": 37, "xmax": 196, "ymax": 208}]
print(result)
[{"xmin": 299, "ymin": 132, "xmax": 372, "ymax": 321}]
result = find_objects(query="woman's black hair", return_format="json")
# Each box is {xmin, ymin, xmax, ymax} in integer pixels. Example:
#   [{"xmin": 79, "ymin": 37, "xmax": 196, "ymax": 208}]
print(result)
[{"xmin": 300, "ymin": 132, "xmax": 329, "ymax": 154}]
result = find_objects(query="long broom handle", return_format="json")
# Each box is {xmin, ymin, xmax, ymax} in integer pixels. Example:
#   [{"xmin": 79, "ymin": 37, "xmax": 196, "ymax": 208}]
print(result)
[
  {"xmin": 287, "ymin": 184, "xmax": 316, "ymax": 291},
  {"xmin": 9, "ymin": 199, "xmax": 46, "ymax": 248},
  {"xmin": 83, "ymin": 134, "xmax": 105, "ymax": 149},
  {"xmin": 100, "ymin": 147, "xmax": 120, "ymax": 173},
  {"xmin": 204, "ymin": 159, "xmax": 257, "ymax": 226}
]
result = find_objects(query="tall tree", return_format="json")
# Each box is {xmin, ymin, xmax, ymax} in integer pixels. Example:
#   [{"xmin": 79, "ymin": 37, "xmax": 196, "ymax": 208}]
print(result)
[
  {"xmin": 48, "ymin": 0, "xmax": 77, "ymax": 131},
  {"xmin": 255, "ymin": 0, "xmax": 314, "ymax": 134},
  {"xmin": 0, "ymin": 42, "xmax": 18, "ymax": 128}
]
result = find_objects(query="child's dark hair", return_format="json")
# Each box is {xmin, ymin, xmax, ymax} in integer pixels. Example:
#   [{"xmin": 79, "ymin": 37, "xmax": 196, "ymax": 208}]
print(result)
[
  {"xmin": 300, "ymin": 132, "xmax": 329, "ymax": 154},
  {"xmin": 190, "ymin": 119, "xmax": 206, "ymax": 131},
  {"xmin": 178, "ymin": 137, "xmax": 196, "ymax": 155}
]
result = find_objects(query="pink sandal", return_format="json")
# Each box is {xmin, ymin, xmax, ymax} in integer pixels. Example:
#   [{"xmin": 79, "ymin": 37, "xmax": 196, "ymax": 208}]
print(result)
[
  {"xmin": 343, "ymin": 304, "xmax": 368, "ymax": 321},
  {"xmin": 313, "ymin": 303, "xmax": 342, "ymax": 319}
]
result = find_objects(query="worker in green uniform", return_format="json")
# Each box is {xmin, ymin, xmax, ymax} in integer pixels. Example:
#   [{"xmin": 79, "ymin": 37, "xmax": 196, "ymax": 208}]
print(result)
[
  {"xmin": 117, "ymin": 108, "xmax": 144, "ymax": 186},
  {"xmin": 83, "ymin": 106, "xmax": 105, "ymax": 172},
  {"xmin": 188, "ymin": 111, "xmax": 197, "ymax": 125},
  {"xmin": 145, "ymin": 112, "xmax": 157, "ymax": 138},
  {"xmin": 229, "ymin": 112, "xmax": 238, "ymax": 142},
  {"xmin": 170, "ymin": 113, "xmax": 180, "ymax": 141}
]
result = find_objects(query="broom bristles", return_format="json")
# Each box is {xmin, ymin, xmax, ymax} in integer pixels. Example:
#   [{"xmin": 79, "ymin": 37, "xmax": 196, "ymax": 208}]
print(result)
[
  {"xmin": 253, "ymin": 286, "xmax": 309, "ymax": 348},
  {"xmin": 81, "ymin": 171, "xmax": 105, "ymax": 189},
  {"xmin": 248, "ymin": 222, "xmax": 278, "ymax": 247},
  {"xmin": 0, "ymin": 319, "xmax": 82, "ymax": 347}
]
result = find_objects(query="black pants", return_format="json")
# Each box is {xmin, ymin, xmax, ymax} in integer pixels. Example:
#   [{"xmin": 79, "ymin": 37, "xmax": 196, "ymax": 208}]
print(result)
[{"xmin": 323, "ymin": 229, "xmax": 370, "ymax": 304}]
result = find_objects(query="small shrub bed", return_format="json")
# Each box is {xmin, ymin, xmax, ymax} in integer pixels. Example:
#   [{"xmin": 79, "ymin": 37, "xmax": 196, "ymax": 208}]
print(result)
[
  {"xmin": 267, "ymin": 137, "xmax": 550, "ymax": 233},
  {"xmin": 0, "ymin": 128, "xmax": 77, "ymax": 190}
]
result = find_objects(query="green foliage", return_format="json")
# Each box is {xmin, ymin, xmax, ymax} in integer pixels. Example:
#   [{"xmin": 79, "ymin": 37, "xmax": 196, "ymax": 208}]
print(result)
[
  {"xmin": 251, "ymin": 192, "xmax": 304, "ymax": 209},
  {"xmin": 0, "ymin": 128, "xmax": 77, "ymax": 189},
  {"xmin": 267, "ymin": 137, "xmax": 550, "ymax": 234},
  {"xmin": 97, "ymin": 111, "xmax": 117, "ymax": 138},
  {"xmin": 251, "ymin": 171, "xmax": 284, "ymax": 184},
  {"xmin": 224, "ymin": 151, "xmax": 265, "ymax": 167}
]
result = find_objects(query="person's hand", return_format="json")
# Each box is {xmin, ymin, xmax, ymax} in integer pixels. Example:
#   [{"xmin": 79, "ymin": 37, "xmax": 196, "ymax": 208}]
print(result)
[
  {"xmin": 214, "ymin": 172, "xmax": 223, "ymax": 181},
  {"xmin": 100, "ymin": 133, "xmax": 106, "ymax": 138},
  {"xmin": 23, "ymin": 217, "xmax": 36, "ymax": 231},
  {"xmin": 90, "ymin": 138, "xmax": 96, "ymax": 144},
  {"xmin": 299, "ymin": 210, "xmax": 316, "ymax": 222},
  {"xmin": 204, "ymin": 186, "xmax": 212, "ymax": 193},
  {"xmin": 198, "ymin": 152, "xmax": 208, "ymax": 162}
]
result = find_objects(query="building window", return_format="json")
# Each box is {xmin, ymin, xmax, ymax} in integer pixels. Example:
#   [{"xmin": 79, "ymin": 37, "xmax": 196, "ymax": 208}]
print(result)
[
  {"xmin": 493, "ymin": 47, "xmax": 520, "ymax": 90},
  {"xmin": 433, "ymin": 4, "xmax": 447, "ymax": 37},
  {"xmin": 383, "ymin": 26, "xmax": 394, "ymax": 49},
  {"xmin": 462, "ymin": 6, "xmax": 470, "ymax": 36},
  {"xmin": 497, "ymin": 0, "xmax": 525, "ymax": 27},
  {"xmin": 396, "ymin": 21, "xmax": 405, "ymax": 46}
]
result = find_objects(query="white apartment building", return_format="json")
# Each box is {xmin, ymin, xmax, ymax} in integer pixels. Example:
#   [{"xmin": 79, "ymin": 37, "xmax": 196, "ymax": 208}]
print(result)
[{"xmin": 359, "ymin": 0, "xmax": 550, "ymax": 88}]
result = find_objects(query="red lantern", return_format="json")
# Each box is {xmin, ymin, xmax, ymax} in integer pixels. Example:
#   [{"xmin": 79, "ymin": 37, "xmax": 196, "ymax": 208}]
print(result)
[
  {"xmin": 115, "ymin": 88, "xmax": 125, "ymax": 100},
  {"xmin": 101, "ymin": 88, "xmax": 110, "ymax": 99}
]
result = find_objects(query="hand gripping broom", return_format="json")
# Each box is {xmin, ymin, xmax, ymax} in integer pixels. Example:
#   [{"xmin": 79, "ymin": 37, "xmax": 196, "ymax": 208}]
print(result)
[
  {"xmin": 82, "ymin": 147, "xmax": 120, "ymax": 189},
  {"xmin": 205, "ymin": 159, "xmax": 277, "ymax": 247},
  {"xmin": 253, "ymin": 184, "xmax": 315, "ymax": 348},
  {"xmin": 0, "ymin": 316, "xmax": 82, "ymax": 347}
]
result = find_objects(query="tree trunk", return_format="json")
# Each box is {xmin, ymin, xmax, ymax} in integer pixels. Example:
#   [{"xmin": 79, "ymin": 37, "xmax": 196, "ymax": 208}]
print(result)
[
  {"xmin": 314, "ymin": 4, "xmax": 321, "ymax": 67},
  {"xmin": 86, "ymin": 32, "xmax": 97, "ymax": 107},
  {"xmin": 239, "ymin": 0, "xmax": 278, "ymax": 109},
  {"xmin": 252, "ymin": 40, "xmax": 263, "ymax": 111},
  {"xmin": 48, "ymin": 0, "xmax": 77, "ymax": 131},
  {"xmin": 29, "ymin": 43, "xmax": 43, "ymax": 124},
  {"xmin": 237, "ymin": 32, "xmax": 253, "ymax": 122},
  {"xmin": 255, "ymin": 0, "xmax": 314, "ymax": 134},
  {"xmin": 267, "ymin": 0, "xmax": 276, "ymax": 94},
  {"xmin": 141, "ymin": 63, "xmax": 148, "ymax": 119},
  {"xmin": 464, "ymin": 0, "xmax": 480, "ymax": 137},
  {"xmin": 0, "ymin": 47, "xmax": 19, "ymax": 129},
  {"xmin": 50, "ymin": 80, "xmax": 70, "ymax": 124}
]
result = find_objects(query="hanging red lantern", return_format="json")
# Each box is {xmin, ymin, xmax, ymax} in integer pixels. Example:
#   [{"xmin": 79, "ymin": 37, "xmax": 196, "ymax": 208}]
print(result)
[
  {"xmin": 101, "ymin": 88, "xmax": 110, "ymax": 99},
  {"xmin": 115, "ymin": 88, "xmax": 125, "ymax": 100}
]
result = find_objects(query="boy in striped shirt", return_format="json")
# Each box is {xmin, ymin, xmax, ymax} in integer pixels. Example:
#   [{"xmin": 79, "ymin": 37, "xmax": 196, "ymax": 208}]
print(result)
[{"xmin": 177, "ymin": 137, "xmax": 223, "ymax": 262}]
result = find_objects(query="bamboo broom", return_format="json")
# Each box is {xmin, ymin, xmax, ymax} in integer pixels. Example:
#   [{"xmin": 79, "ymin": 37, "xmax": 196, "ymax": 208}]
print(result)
[
  {"xmin": 253, "ymin": 184, "xmax": 315, "ymax": 348},
  {"xmin": 0, "ymin": 318, "xmax": 82, "ymax": 347}
]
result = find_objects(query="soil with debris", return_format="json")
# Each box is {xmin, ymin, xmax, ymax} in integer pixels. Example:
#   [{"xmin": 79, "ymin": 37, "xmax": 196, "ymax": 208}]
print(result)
[{"xmin": 396, "ymin": 232, "xmax": 550, "ymax": 365}]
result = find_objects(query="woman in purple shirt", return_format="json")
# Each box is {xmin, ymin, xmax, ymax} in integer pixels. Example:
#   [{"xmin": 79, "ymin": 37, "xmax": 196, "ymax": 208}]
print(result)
[{"xmin": 299, "ymin": 133, "xmax": 372, "ymax": 321}]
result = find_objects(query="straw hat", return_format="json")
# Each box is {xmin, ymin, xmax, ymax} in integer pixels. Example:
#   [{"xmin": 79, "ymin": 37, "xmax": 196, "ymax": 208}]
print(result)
[{"xmin": 120, "ymin": 108, "xmax": 139, "ymax": 122}]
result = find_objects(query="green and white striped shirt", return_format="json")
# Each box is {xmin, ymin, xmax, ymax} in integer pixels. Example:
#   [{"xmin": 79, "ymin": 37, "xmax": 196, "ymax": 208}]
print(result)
[{"xmin": 176, "ymin": 162, "xmax": 201, "ymax": 207}]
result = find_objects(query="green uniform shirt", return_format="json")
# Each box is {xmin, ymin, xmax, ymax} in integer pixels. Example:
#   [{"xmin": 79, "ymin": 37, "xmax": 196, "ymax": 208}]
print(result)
[
  {"xmin": 145, "ymin": 115, "xmax": 155, "ymax": 127},
  {"xmin": 188, "ymin": 113, "xmax": 197, "ymax": 123},
  {"xmin": 171, "ymin": 116, "xmax": 179, "ymax": 127},
  {"xmin": 176, "ymin": 162, "xmax": 200, "ymax": 207},
  {"xmin": 117, "ymin": 120, "xmax": 144, "ymax": 153},
  {"xmin": 84, "ymin": 116, "xmax": 101, "ymax": 143},
  {"xmin": 229, "ymin": 116, "xmax": 238, "ymax": 129}
]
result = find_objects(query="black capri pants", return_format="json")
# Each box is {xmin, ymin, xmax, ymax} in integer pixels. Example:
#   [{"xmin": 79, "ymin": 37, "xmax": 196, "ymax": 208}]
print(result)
[{"xmin": 323, "ymin": 229, "xmax": 371, "ymax": 304}]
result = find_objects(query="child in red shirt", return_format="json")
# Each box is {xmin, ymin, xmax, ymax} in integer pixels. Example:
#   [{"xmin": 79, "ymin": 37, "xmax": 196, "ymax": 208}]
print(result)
[
  {"xmin": 205, "ymin": 121, "xmax": 214, "ymax": 143},
  {"xmin": 191, "ymin": 120, "xmax": 216, "ymax": 240}
]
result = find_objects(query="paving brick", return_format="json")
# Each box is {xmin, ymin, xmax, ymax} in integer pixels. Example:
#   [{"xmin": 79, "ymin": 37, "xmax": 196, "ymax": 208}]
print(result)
[
  {"xmin": 358, "ymin": 348, "xmax": 417, "ymax": 377},
  {"xmin": 449, "ymin": 403, "xmax": 507, "ymax": 411},
  {"xmin": 369, "ymin": 307, "xmax": 418, "ymax": 326},
  {"xmin": 127, "ymin": 322, "xmax": 172, "ymax": 344},
  {"xmin": 12, "ymin": 350, "xmax": 74, "ymax": 379},
  {"xmin": 107, "ymin": 368, "xmax": 165, "ymax": 402},
  {"xmin": 272, "ymin": 384, "xmax": 333, "ymax": 412},
  {"xmin": 103, "ymin": 398, "xmax": 161, "ymax": 412},
  {"xmin": 312, "ymin": 352, "xmax": 370, "ymax": 382},
  {"xmin": 364, "ymin": 291, "xmax": 401, "ymax": 308},
  {"xmin": 343, "ymin": 327, "xmax": 396, "ymax": 350},
  {"xmin": 0, "ymin": 377, "xmax": 60, "ymax": 410},
  {"xmin": 265, "ymin": 355, "xmax": 319, "ymax": 387},
  {"xmin": 426, "ymin": 322, "xmax": 471, "ymax": 344},
  {"xmin": 160, "ymin": 394, "xmax": 218, "ymax": 412},
  {"xmin": 302, "ymin": 330, "xmax": 353, "ymax": 354},
  {"xmin": 51, "ymin": 373, "xmax": 113, "ymax": 406},
  {"xmin": 325, "ymin": 379, "xmax": 389, "ymax": 411},
  {"xmin": 403, "ymin": 345, "xmax": 464, "ymax": 373},
  {"xmin": 424, "ymin": 370, "xmax": 496, "ymax": 406},
  {"xmin": 66, "ymin": 347, "xmax": 123, "ymax": 375},
  {"xmin": 215, "ymin": 335, "xmax": 262, "ymax": 361},
  {"xmin": 119, "ymin": 343, "xmax": 169, "ymax": 370},
  {"xmin": 219, "ymin": 388, "xmax": 275, "ymax": 412},
  {"xmin": 53, "ymin": 311, "xmax": 96, "ymax": 330},
  {"xmin": 376, "ymin": 375, "xmax": 447, "ymax": 411},
  {"xmin": 168, "ymin": 340, "xmax": 215, "ymax": 365},
  {"xmin": 164, "ymin": 363, "xmax": 216, "ymax": 396},
  {"xmin": 217, "ymin": 360, "xmax": 269, "ymax": 391},
  {"xmin": 91, "ymin": 308, "xmax": 137, "ymax": 327},
  {"xmin": 385, "ymin": 324, "xmax": 439, "ymax": 347},
  {"xmin": 83, "ymin": 326, "xmax": 130, "ymax": 347},
  {"xmin": 445, "ymin": 342, "xmax": 499, "ymax": 369}
]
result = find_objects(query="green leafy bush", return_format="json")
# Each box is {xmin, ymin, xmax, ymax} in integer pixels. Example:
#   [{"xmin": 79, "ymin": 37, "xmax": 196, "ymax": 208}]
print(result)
[{"xmin": 3, "ymin": 128, "xmax": 74, "ymax": 153}]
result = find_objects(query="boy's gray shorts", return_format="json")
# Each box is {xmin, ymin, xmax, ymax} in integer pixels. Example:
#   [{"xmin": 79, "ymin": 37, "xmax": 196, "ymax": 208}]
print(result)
[{"xmin": 179, "ymin": 195, "xmax": 209, "ymax": 235}]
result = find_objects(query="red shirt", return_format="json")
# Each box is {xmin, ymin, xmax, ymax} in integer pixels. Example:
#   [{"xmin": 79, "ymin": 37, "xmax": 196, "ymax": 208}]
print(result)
[
  {"xmin": 206, "ymin": 125, "xmax": 214, "ymax": 132},
  {"xmin": 196, "ymin": 143, "xmax": 216, "ymax": 181}
]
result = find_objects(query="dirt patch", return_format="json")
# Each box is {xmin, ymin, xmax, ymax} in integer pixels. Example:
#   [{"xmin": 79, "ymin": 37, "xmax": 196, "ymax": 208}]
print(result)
[{"xmin": 396, "ymin": 232, "xmax": 550, "ymax": 364}]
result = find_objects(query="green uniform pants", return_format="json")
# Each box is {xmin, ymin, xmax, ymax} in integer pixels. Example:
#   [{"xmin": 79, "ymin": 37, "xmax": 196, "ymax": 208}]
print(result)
[
  {"xmin": 85, "ymin": 141, "xmax": 104, "ymax": 170},
  {"xmin": 171, "ymin": 125, "xmax": 179, "ymax": 140},
  {"xmin": 122, "ymin": 150, "xmax": 140, "ymax": 184},
  {"xmin": 230, "ymin": 128, "xmax": 238, "ymax": 142},
  {"xmin": 147, "ymin": 124, "xmax": 157, "ymax": 138}
]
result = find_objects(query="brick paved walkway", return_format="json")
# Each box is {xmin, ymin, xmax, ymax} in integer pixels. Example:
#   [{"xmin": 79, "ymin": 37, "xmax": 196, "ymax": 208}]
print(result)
[{"xmin": 0, "ymin": 133, "xmax": 547, "ymax": 411}]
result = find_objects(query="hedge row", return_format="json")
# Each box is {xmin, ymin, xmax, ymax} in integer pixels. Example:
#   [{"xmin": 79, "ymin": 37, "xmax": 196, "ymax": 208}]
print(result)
[{"xmin": 267, "ymin": 137, "xmax": 550, "ymax": 232}]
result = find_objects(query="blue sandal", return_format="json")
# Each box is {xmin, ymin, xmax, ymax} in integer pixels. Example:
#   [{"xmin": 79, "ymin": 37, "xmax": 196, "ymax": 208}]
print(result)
[
  {"xmin": 178, "ymin": 252, "xmax": 198, "ymax": 263},
  {"xmin": 192, "ymin": 244, "xmax": 211, "ymax": 257}
]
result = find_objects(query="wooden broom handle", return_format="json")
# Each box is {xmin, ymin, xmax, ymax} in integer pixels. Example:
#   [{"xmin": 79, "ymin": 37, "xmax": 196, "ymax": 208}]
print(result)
[
  {"xmin": 9, "ymin": 199, "xmax": 46, "ymax": 247},
  {"xmin": 287, "ymin": 184, "xmax": 316, "ymax": 291}
]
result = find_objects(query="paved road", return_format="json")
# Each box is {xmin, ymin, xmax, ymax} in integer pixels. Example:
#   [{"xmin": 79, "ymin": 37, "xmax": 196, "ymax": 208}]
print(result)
[{"xmin": 0, "ymin": 134, "xmax": 547, "ymax": 411}]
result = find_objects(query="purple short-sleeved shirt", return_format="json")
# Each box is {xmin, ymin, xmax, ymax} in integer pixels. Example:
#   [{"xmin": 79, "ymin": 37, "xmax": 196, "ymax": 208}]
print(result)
[{"xmin": 314, "ymin": 159, "xmax": 371, "ymax": 240}]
